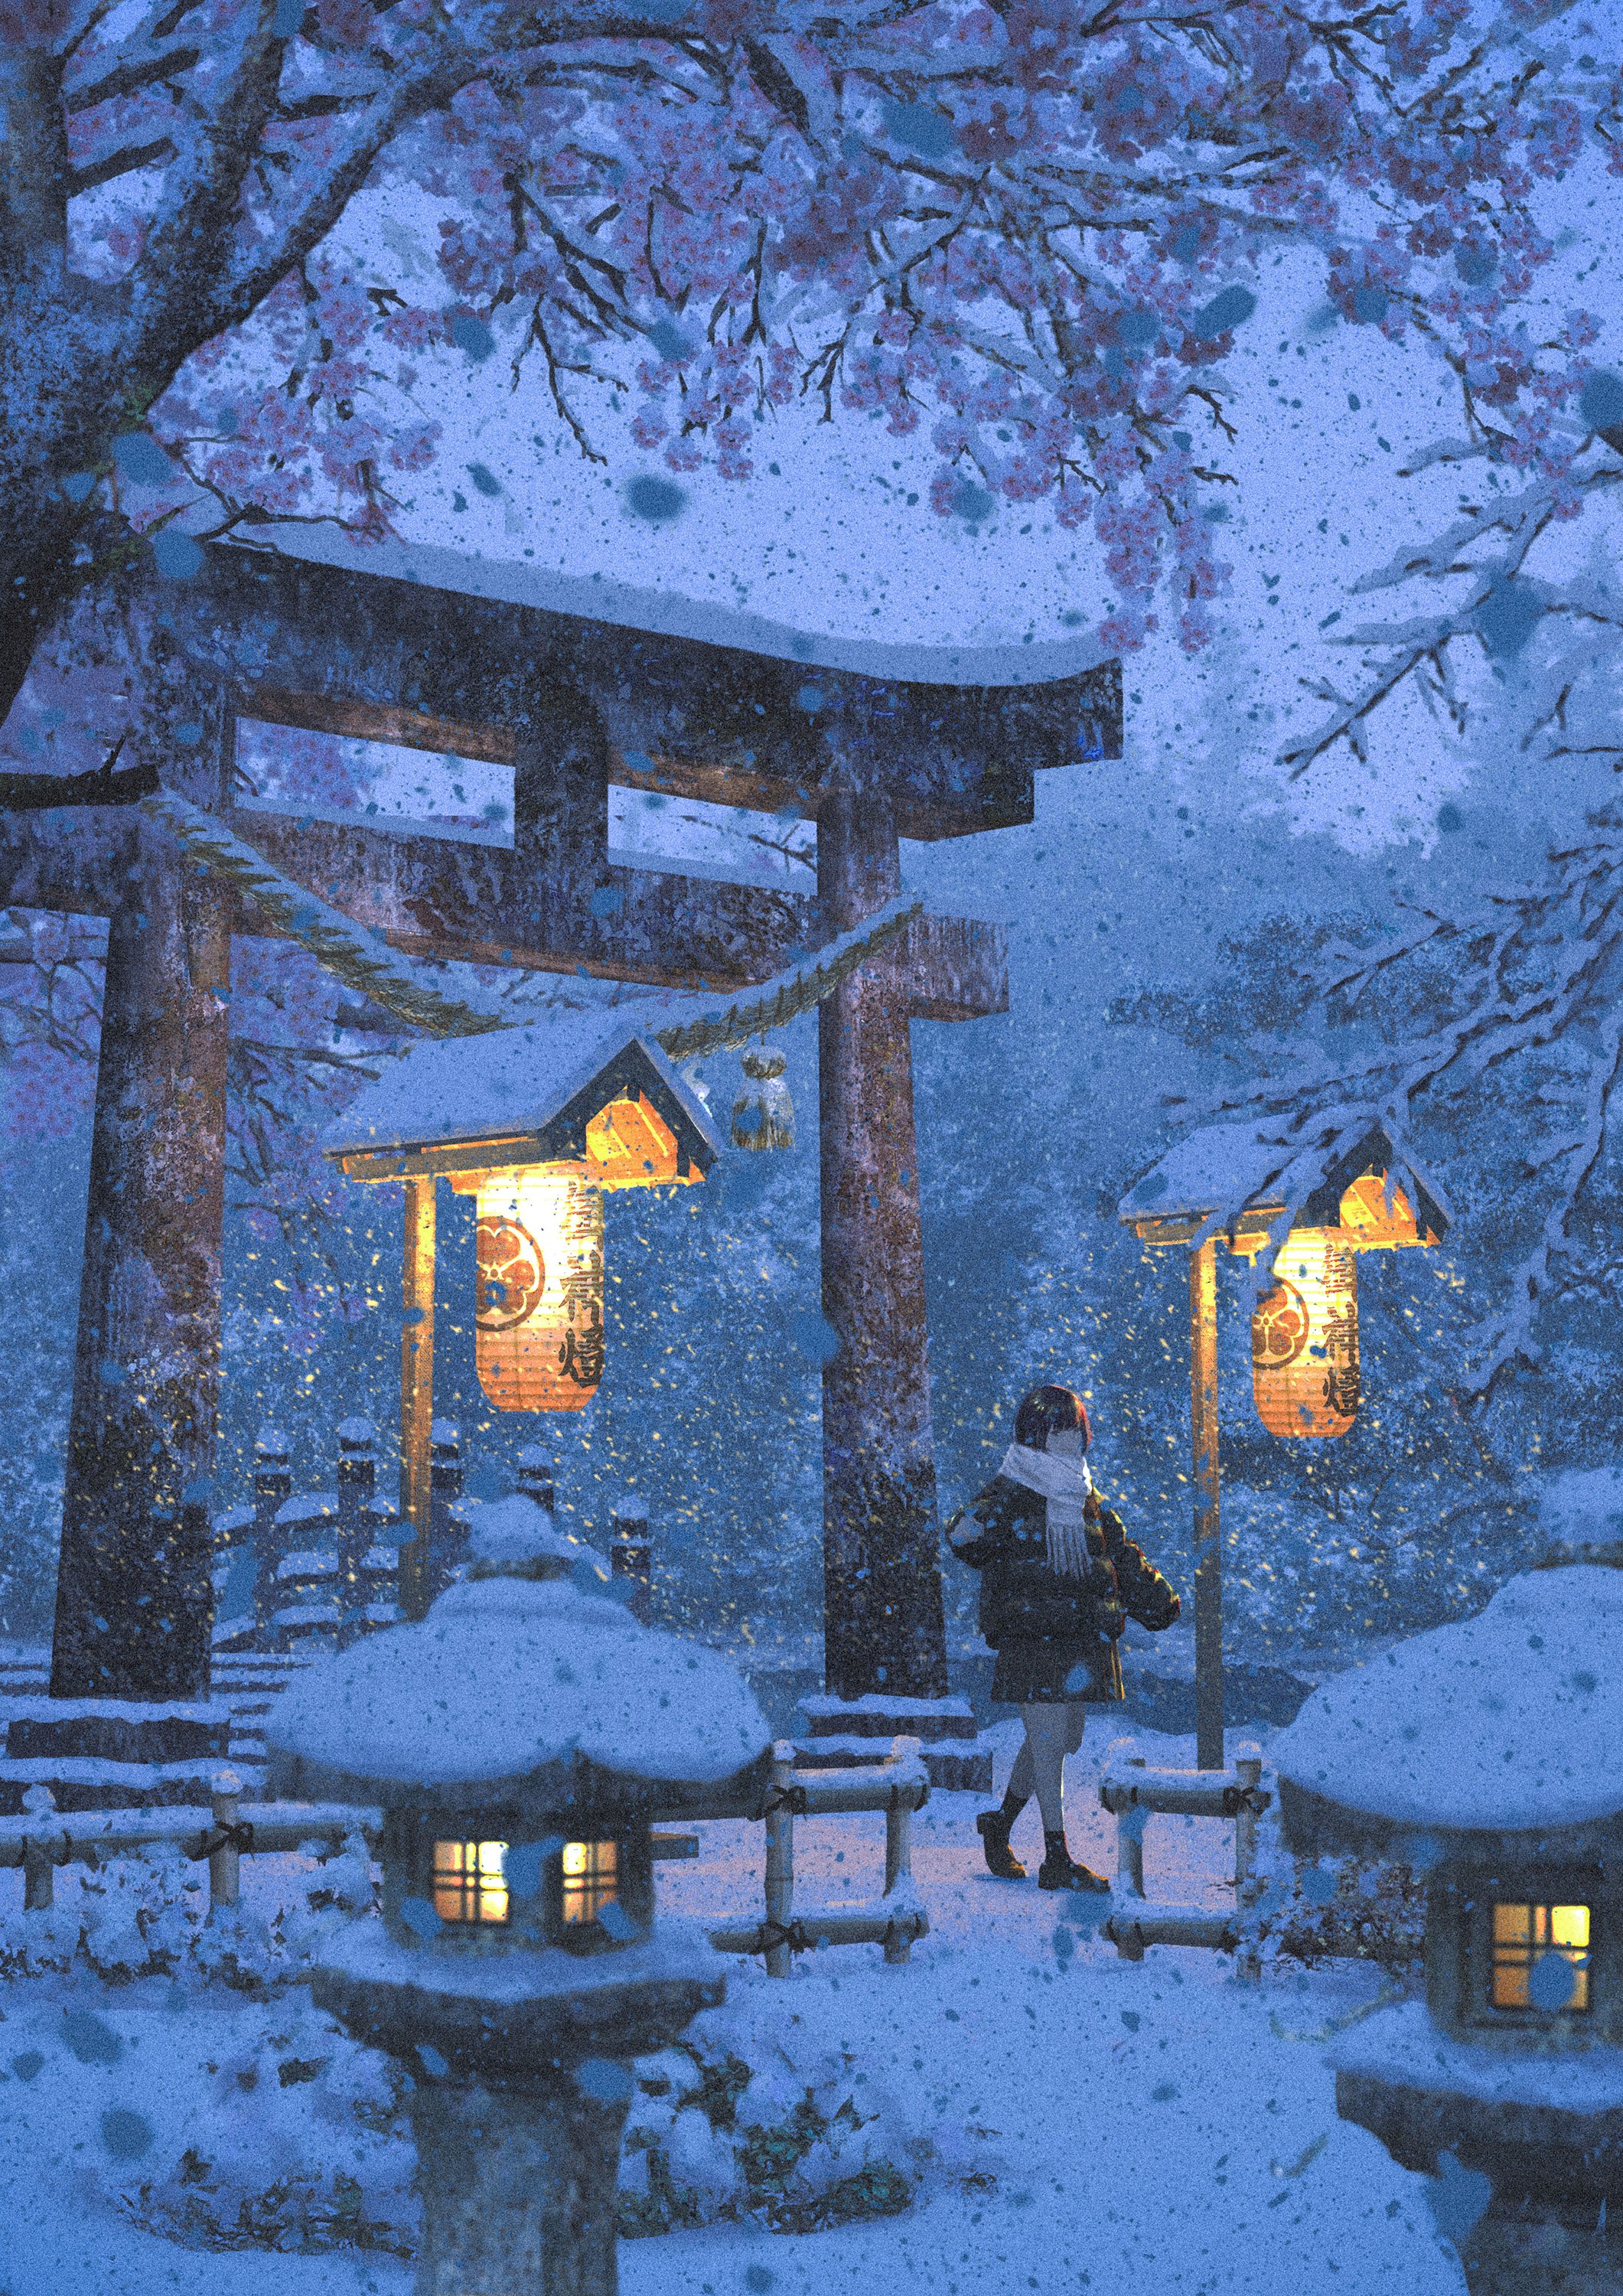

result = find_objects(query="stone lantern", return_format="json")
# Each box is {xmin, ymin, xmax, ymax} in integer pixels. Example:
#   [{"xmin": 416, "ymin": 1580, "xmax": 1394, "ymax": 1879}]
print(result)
[
  {"xmin": 1270, "ymin": 1550, "xmax": 1623, "ymax": 2294},
  {"xmin": 265, "ymin": 1492, "xmax": 770, "ymax": 2296}
]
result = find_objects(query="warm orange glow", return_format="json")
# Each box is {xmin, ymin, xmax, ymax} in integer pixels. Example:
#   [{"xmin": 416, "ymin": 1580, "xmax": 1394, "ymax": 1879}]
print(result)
[
  {"xmin": 474, "ymin": 1166, "xmax": 605, "ymax": 1413},
  {"xmin": 1250, "ymin": 1229, "xmax": 1360, "ymax": 1439},
  {"xmin": 1491, "ymin": 1900, "xmax": 1591, "ymax": 2011},
  {"xmin": 561, "ymin": 1839, "xmax": 619, "ymax": 1926},
  {"xmin": 1338, "ymin": 1172, "xmax": 1423, "ymax": 1248},
  {"xmin": 585, "ymin": 1094, "xmax": 687, "ymax": 1186},
  {"xmin": 433, "ymin": 1839, "xmax": 509, "ymax": 1925}
]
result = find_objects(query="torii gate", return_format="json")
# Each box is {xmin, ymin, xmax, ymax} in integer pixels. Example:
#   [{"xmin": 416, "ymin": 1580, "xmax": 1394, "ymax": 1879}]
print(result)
[{"xmin": 0, "ymin": 540, "xmax": 1119, "ymax": 1714}]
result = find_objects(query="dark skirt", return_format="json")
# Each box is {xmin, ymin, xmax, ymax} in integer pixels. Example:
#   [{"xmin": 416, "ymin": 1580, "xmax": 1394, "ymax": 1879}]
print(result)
[{"xmin": 992, "ymin": 1637, "xmax": 1117, "ymax": 1704}]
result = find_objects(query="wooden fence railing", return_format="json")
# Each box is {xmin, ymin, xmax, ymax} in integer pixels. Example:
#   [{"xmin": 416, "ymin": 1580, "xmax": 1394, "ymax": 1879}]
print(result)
[
  {"xmin": 0, "ymin": 1738, "xmax": 931, "ymax": 1977},
  {"xmin": 1096, "ymin": 1738, "xmax": 1269, "ymax": 1979}
]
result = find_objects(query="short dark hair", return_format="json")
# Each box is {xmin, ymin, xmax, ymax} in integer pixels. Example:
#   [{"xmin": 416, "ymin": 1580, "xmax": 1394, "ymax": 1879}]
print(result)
[{"xmin": 1014, "ymin": 1383, "xmax": 1090, "ymax": 1452}]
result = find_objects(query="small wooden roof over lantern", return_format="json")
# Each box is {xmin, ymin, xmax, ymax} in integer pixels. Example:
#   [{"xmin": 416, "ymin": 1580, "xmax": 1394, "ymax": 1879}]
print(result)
[
  {"xmin": 1120, "ymin": 1120, "xmax": 1449, "ymax": 1442},
  {"xmin": 1112, "ymin": 1119, "xmax": 1449, "ymax": 1770},
  {"xmin": 322, "ymin": 1006, "xmax": 725, "ymax": 1613},
  {"xmin": 1119, "ymin": 1117, "xmax": 1449, "ymax": 1257},
  {"xmin": 324, "ymin": 1004, "xmax": 722, "ymax": 1193}
]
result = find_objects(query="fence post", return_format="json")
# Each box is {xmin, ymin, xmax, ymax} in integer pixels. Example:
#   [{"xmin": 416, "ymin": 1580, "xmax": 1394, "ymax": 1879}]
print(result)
[
  {"xmin": 516, "ymin": 1445, "xmax": 556, "ymax": 1511},
  {"xmin": 253, "ymin": 1427, "xmax": 292, "ymax": 1645},
  {"xmin": 763, "ymin": 1741, "xmax": 797, "ymax": 1979},
  {"xmin": 337, "ymin": 1420, "xmax": 376, "ymax": 1643},
  {"xmin": 883, "ymin": 1739, "xmax": 917, "ymax": 1966},
  {"xmin": 253, "ymin": 1426, "xmax": 292, "ymax": 1534},
  {"xmin": 428, "ymin": 1420, "xmax": 465, "ymax": 1600},
  {"xmin": 610, "ymin": 1494, "xmax": 652, "ymax": 1626},
  {"xmin": 1116, "ymin": 1756, "xmax": 1148, "ymax": 1899},
  {"xmin": 21, "ymin": 1784, "xmax": 57, "ymax": 1912},
  {"xmin": 1233, "ymin": 1741, "xmax": 1263, "ymax": 1984},
  {"xmin": 209, "ymin": 1773, "xmax": 243, "ymax": 1915}
]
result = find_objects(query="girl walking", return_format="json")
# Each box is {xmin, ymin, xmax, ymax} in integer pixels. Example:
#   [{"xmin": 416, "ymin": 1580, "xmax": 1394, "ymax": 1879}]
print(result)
[{"xmin": 947, "ymin": 1382, "xmax": 1181, "ymax": 1890}]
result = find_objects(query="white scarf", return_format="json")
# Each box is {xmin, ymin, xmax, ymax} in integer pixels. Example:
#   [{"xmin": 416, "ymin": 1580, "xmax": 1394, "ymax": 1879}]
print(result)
[{"xmin": 999, "ymin": 1443, "xmax": 1093, "ymax": 1580}]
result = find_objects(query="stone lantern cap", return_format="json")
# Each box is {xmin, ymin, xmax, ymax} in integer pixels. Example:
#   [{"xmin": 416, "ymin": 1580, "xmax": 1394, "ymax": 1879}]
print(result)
[
  {"xmin": 265, "ymin": 1557, "xmax": 771, "ymax": 1814},
  {"xmin": 1272, "ymin": 1561, "xmax": 1623, "ymax": 1853},
  {"xmin": 462, "ymin": 1492, "xmax": 590, "ymax": 1573}
]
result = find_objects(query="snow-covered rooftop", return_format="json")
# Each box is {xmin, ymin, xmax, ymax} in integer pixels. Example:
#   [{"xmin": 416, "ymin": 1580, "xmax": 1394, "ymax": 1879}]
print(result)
[
  {"xmin": 321, "ymin": 1002, "xmax": 722, "ymax": 1163},
  {"xmin": 265, "ymin": 1570, "xmax": 770, "ymax": 1797},
  {"xmin": 1119, "ymin": 1115, "xmax": 1449, "ymax": 1238},
  {"xmin": 1271, "ymin": 1564, "xmax": 1623, "ymax": 1833},
  {"xmin": 237, "ymin": 532, "xmax": 1115, "ymax": 690}
]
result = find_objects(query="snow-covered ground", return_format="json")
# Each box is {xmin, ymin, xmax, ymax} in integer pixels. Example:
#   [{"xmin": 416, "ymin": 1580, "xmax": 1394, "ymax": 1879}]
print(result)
[{"xmin": 0, "ymin": 1721, "xmax": 1467, "ymax": 2295}]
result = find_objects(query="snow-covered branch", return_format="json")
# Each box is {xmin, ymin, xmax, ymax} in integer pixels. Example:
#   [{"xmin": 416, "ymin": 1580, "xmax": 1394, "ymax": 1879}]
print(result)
[{"xmin": 1181, "ymin": 817, "xmax": 1623, "ymax": 1394}]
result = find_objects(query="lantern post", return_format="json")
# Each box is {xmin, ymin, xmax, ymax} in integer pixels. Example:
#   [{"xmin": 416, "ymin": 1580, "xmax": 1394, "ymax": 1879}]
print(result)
[
  {"xmin": 399, "ymin": 1174, "xmax": 438, "ymax": 1619},
  {"xmin": 1188, "ymin": 1235, "xmax": 1224, "ymax": 1771},
  {"xmin": 1120, "ymin": 1123, "xmax": 1449, "ymax": 1773}
]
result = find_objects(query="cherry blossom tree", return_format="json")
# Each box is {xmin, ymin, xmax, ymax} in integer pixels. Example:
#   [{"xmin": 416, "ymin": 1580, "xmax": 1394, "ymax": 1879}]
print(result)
[{"xmin": 2, "ymin": 0, "xmax": 1615, "ymax": 755}]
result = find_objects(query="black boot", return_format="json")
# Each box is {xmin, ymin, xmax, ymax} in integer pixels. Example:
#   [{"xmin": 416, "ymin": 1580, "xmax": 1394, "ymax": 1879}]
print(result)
[
  {"xmin": 976, "ymin": 1800, "xmax": 1027, "ymax": 1880},
  {"xmin": 1038, "ymin": 1830, "xmax": 1110, "ymax": 1893}
]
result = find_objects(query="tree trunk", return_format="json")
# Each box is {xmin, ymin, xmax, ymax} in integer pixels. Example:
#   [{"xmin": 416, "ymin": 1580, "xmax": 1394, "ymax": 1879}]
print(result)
[
  {"xmin": 48, "ymin": 820, "xmax": 230, "ymax": 1699},
  {"xmin": 817, "ymin": 784, "xmax": 947, "ymax": 1701}
]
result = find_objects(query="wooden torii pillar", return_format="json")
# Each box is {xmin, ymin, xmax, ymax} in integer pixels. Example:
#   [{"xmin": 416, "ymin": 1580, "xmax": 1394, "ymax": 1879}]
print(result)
[
  {"xmin": 818, "ymin": 782, "xmax": 943, "ymax": 1701},
  {"xmin": 2, "ymin": 545, "xmax": 1119, "ymax": 1711}
]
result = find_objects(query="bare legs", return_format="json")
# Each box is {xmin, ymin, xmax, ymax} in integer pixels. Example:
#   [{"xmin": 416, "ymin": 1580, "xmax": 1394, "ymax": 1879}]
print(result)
[
  {"xmin": 1007, "ymin": 1702, "xmax": 1087, "ymax": 1831},
  {"xmin": 978, "ymin": 1702, "xmax": 1094, "ymax": 1883}
]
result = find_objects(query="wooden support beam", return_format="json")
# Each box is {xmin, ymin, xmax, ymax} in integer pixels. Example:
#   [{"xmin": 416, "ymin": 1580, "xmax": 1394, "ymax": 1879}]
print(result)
[
  {"xmin": 817, "ymin": 784, "xmax": 948, "ymax": 1704},
  {"xmin": 904, "ymin": 912, "xmax": 1008, "ymax": 1022},
  {"xmin": 240, "ymin": 811, "xmax": 811, "ymax": 990},
  {"xmin": 399, "ymin": 1177, "xmax": 436, "ymax": 1623},
  {"xmin": 49, "ymin": 829, "xmax": 230, "ymax": 1699},
  {"xmin": 1189, "ymin": 1236, "xmax": 1224, "ymax": 1771},
  {"xmin": 1, "ymin": 784, "xmax": 1009, "ymax": 1019}
]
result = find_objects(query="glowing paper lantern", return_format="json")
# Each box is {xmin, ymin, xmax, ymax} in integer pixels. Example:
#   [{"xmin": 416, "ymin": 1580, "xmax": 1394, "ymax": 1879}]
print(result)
[
  {"xmin": 474, "ymin": 1165, "xmax": 605, "ymax": 1413},
  {"xmin": 1250, "ymin": 1227, "xmax": 1361, "ymax": 1439},
  {"xmin": 326, "ymin": 1011, "xmax": 722, "ymax": 1453},
  {"xmin": 1243, "ymin": 1176, "xmax": 1429, "ymax": 1439}
]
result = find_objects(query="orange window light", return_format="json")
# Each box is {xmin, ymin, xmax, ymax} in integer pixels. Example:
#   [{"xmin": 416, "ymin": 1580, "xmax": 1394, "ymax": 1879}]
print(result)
[
  {"xmin": 560, "ymin": 1840, "xmax": 619, "ymax": 1926},
  {"xmin": 1491, "ymin": 1900, "xmax": 1591, "ymax": 2011},
  {"xmin": 432, "ymin": 1839, "xmax": 510, "ymax": 1926}
]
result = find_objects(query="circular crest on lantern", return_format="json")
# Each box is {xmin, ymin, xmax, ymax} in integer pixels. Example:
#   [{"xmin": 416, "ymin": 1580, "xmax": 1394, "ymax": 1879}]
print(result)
[
  {"xmin": 475, "ymin": 1216, "xmax": 546, "ymax": 1329},
  {"xmin": 1251, "ymin": 1279, "xmax": 1310, "ymax": 1368}
]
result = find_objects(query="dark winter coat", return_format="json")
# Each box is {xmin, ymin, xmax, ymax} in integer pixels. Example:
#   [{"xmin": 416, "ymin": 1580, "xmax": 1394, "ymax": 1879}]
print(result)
[{"xmin": 945, "ymin": 1476, "xmax": 1181, "ymax": 1704}]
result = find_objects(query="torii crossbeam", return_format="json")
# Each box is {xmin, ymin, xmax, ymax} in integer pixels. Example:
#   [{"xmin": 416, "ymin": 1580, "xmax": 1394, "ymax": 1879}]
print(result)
[{"xmin": 0, "ymin": 540, "xmax": 1119, "ymax": 1710}]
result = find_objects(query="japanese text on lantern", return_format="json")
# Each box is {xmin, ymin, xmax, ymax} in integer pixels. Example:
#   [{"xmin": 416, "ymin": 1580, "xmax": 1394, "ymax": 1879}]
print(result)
[
  {"xmin": 474, "ymin": 1168, "xmax": 606, "ymax": 1412},
  {"xmin": 1250, "ymin": 1231, "xmax": 1361, "ymax": 1438}
]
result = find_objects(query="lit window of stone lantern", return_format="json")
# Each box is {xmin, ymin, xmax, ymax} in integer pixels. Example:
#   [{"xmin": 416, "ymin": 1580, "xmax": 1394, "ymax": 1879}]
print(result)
[
  {"xmin": 1271, "ymin": 1551, "xmax": 1623, "ymax": 2288},
  {"xmin": 264, "ymin": 1491, "xmax": 769, "ymax": 2293}
]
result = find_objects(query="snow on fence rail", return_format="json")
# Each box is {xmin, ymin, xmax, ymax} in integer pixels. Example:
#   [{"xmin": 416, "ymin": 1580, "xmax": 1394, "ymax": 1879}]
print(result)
[
  {"xmin": 702, "ymin": 1738, "xmax": 930, "ymax": 1975},
  {"xmin": 1097, "ymin": 1739, "xmax": 1269, "ymax": 1979},
  {"xmin": 0, "ymin": 1739, "xmax": 930, "ymax": 1975}
]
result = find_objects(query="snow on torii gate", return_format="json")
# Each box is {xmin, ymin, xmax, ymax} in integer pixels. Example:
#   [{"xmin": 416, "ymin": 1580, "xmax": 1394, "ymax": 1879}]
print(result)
[{"xmin": 0, "ymin": 537, "xmax": 1119, "ymax": 1713}]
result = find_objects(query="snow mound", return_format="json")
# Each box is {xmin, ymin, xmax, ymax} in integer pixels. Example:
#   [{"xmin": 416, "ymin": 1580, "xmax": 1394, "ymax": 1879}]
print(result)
[
  {"xmin": 1272, "ymin": 1565, "xmax": 1623, "ymax": 1832},
  {"xmin": 1327, "ymin": 2001, "xmax": 1623, "ymax": 2111},
  {"xmin": 266, "ymin": 1572, "xmax": 770, "ymax": 1792}
]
